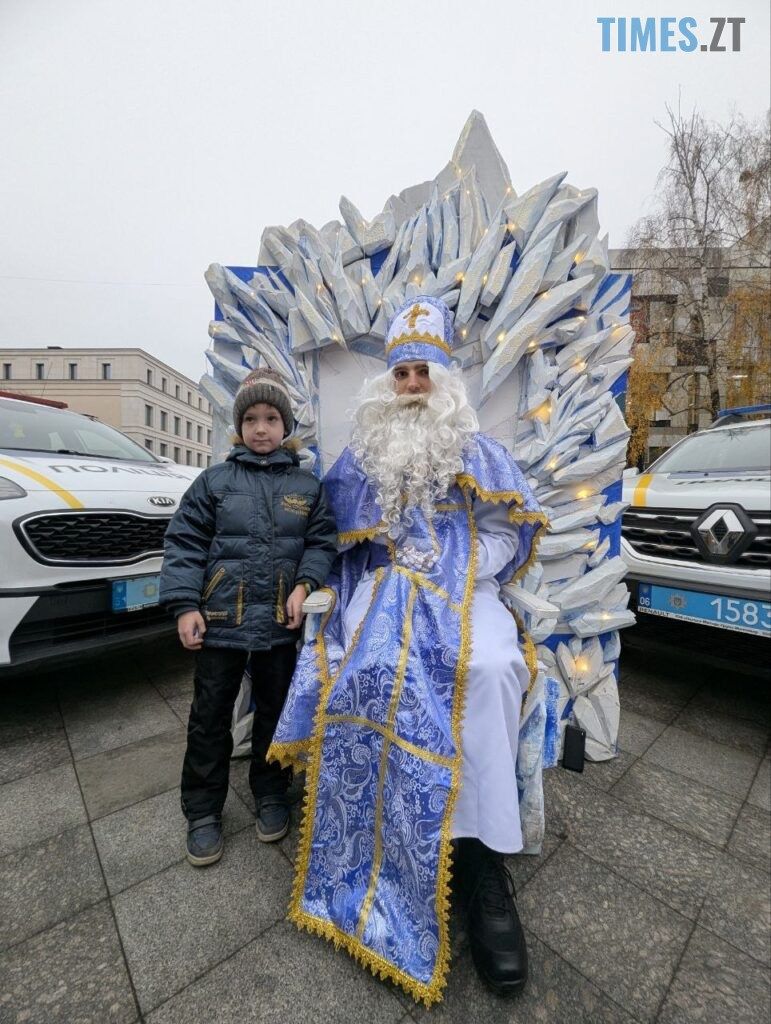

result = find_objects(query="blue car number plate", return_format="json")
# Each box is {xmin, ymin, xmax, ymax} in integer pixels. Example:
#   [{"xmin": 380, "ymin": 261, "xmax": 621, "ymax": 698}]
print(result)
[
  {"xmin": 638, "ymin": 583, "xmax": 771, "ymax": 638},
  {"xmin": 112, "ymin": 575, "xmax": 161, "ymax": 613}
]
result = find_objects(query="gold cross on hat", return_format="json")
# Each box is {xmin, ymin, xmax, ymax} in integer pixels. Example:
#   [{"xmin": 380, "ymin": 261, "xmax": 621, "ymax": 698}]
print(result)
[{"xmin": 405, "ymin": 303, "xmax": 430, "ymax": 329}]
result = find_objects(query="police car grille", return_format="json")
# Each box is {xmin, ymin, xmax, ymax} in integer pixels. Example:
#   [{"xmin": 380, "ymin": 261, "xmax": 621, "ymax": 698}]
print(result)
[
  {"xmin": 19, "ymin": 513, "xmax": 171, "ymax": 565},
  {"xmin": 622, "ymin": 507, "xmax": 771, "ymax": 569}
]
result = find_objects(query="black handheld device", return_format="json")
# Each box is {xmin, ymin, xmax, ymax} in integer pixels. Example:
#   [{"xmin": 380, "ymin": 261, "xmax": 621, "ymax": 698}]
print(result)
[{"xmin": 562, "ymin": 724, "xmax": 586, "ymax": 772}]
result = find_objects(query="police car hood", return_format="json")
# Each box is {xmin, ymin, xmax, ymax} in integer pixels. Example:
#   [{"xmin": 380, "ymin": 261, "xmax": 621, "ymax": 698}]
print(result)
[
  {"xmin": 623, "ymin": 470, "xmax": 771, "ymax": 513},
  {"xmin": 0, "ymin": 449, "xmax": 200, "ymax": 506}
]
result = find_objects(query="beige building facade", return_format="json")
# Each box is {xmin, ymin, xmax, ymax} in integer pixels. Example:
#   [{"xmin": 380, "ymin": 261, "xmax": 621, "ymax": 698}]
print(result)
[{"xmin": 0, "ymin": 347, "xmax": 212, "ymax": 467}]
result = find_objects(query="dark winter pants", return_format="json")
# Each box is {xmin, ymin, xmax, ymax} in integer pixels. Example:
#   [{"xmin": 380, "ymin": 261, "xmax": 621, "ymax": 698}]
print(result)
[{"xmin": 180, "ymin": 643, "xmax": 297, "ymax": 821}]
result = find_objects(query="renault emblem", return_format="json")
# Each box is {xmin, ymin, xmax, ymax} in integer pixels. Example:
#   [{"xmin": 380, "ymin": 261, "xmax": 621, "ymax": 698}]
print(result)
[{"xmin": 691, "ymin": 503, "xmax": 755, "ymax": 564}]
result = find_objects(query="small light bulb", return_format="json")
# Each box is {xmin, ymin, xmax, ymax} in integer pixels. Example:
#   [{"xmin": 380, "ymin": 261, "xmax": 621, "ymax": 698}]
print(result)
[
  {"xmin": 548, "ymin": 459, "xmax": 558, "ymax": 470},
  {"xmin": 497, "ymin": 332, "xmax": 505, "ymax": 343},
  {"xmin": 456, "ymin": 272, "xmax": 464, "ymax": 282},
  {"xmin": 575, "ymin": 360, "xmax": 586, "ymax": 370},
  {"xmin": 482, "ymin": 273, "xmax": 488, "ymax": 283},
  {"xmin": 461, "ymin": 328, "xmax": 467, "ymax": 338},
  {"xmin": 577, "ymin": 488, "xmax": 592, "ymax": 500},
  {"xmin": 575, "ymin": 657, "xmax": 589, "ymax": 673}
]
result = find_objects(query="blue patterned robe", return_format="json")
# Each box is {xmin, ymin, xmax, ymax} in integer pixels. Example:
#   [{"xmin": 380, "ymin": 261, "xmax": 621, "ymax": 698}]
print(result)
[{"xmin": 268, "ymin": 433, "xmax": 545, "ymax": 1005}]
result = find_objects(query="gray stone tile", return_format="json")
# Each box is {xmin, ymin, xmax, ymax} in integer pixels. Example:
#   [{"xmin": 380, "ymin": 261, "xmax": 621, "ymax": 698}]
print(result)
[
  {"xmin": 728, "ymin": 803, "xmax": 771, "ymax": 873},
  {"xmin": 93, "ymin": 785, "xmax": 253, "ymax": 894},
  {"xmin": 76, "ymin": 726, "xmax": 186, "ymax": 820},
  {"xmin": 748, "ymin": 757, "xmax": 771, "ymax": 812},
  {"xmin": 519, "ymin": 843, "xmax": 691, "ymax": 1022},
  {"xmin": 60, "ymin": 677, "xmax": 180, "ymax": 760},
  {"xmin": 688, "ymin": 676, "xmax": 771, "ymax": 724},
  {"xmin": 575, "ymin": 750, "xmax": 637, "ymax": 791},
  {"xmin": 699, "ymin": 853, "xmax": 771, "ymax": 965},
  {"xmin": 610, "ymin": 759, "xmax": 742, "ymax": 848},
  {"xmin": 146, "ymin": 920, "xmax": 405, "ymax": 1024},
  {"xmin": 0, "ymin": 902, "xmax": 136, "ymax": 1024},
  {"xmin": 643, "ymin": 726, "xmax": 762, "ymax": 799},
  {"xmin": 151, "ymin": 666, "xmax": 194, "ymax": 699},
  {"xmin": 0, "ymin": 824, "xmax": 106, "ymax": 950},
  {"xmin": 617, "ymin": 708, "xmax": 667, "ymax": 756},
  {"xmin": 504, "ymin": 830, "xmax": 564, "ymax": 891},
  {"xmin": 113, "ymin": 827, "xmax": 292, "ymax": 1012},
  {"xmin": 615, "ymin": 676, "xmax": 690, "ymax": 723},
  {"xmin": 543, "ymin": 768, "xmax": 718, "ymax": 919},
  {"xmin": 409, "ymin": 928, "xmax": 636, "ymax": 1023},
  {"xmin": 0, "ymin": 676, "xmax": 61, "ymax": 740},
  {"xmin": 674, "ymin": 703, "xmax": 769, "ymax": 756},
  {"xmin": 0, "ymin": 761, "xmax": 86, "ymax": 856},
  {"xmin": 0, "ymin": 726, "xmax": 71, "ymax": 786},
  {"xmin": 658, "ymin": 926, "xmax": 771, "ymax": 1024}
]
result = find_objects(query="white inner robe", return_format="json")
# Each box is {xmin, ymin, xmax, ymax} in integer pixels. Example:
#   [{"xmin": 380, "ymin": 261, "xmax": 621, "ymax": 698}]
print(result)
[{"xmin": 341, "ymin": 499, "xmax": 528, "ymax": 854}]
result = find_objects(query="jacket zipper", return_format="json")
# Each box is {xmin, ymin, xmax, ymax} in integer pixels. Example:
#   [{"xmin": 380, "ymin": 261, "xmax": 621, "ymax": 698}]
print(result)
[
  {"xmin": 236, "ymin": 581, "xmax": 244, "ymax": 626},
  {"xmin": 202, "ymin": 566, "xmax": 226, "ymax": 602}
]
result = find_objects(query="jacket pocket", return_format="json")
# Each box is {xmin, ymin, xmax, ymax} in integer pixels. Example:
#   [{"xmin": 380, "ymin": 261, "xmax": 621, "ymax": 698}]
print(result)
[{"xmin": 201, "ymin": 565, "xmax": 243, "ymax": 627}]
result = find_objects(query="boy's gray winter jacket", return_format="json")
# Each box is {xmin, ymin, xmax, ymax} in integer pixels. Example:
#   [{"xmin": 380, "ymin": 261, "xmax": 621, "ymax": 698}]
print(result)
[{"xmin": 159, "ymin": 444, "xmax": 337, "ymax": 650}]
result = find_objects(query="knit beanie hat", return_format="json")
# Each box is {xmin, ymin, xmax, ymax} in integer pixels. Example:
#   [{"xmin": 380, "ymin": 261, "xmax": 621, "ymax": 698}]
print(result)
[{"xmin": 233, "ymin": 368, "xmax": 294, "ymax": 437}]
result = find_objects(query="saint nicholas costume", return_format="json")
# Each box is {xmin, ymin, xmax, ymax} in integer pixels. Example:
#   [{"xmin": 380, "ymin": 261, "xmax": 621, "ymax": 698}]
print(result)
[{"xmin": 269, "ymin": 297, "xmax": 547, "ymax": 1004}]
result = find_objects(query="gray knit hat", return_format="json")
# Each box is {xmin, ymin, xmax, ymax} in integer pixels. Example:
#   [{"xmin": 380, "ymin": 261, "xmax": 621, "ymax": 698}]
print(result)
[{"xmin": 233, "ymin": 368, "xmax": 294, "ymax": 437}]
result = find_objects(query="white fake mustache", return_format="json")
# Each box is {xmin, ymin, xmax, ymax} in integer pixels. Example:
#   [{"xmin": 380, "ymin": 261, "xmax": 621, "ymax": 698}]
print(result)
[{"xmin": 394, "ymin": 393, "xmax": 429, "ymax": 407}]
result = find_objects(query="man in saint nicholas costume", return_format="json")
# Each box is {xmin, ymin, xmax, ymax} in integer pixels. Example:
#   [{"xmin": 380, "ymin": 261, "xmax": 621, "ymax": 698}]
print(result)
[{"xmin": 268, "ymin": 295, "xmax": 547, "ymax": 1005}]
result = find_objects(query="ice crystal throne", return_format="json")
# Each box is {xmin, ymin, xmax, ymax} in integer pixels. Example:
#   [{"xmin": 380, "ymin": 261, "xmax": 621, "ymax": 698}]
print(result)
[{"xmin": 201, "ymin": 111, "xmax": 634, "ymax": 848}]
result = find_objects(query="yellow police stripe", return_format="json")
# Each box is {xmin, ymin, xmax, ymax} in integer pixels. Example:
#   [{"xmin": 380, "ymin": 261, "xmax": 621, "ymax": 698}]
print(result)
[
  {"xmin": 0, "ymin": 457, "xmax": 84, "ymax": 509},
  {"xmin": 632, "ymin": 472, "xmax": 654, "ymax": 508}
]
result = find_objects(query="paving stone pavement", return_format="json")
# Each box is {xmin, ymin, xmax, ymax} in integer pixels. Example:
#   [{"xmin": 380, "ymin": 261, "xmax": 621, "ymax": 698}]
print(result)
[{"xmin": 1, "ymin": 627, "xmax": 769, "ymax": 1024}]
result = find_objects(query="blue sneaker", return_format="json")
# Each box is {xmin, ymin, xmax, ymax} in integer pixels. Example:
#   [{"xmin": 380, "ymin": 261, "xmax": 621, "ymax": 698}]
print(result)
[
  {"xmin": 186, "ymin": 815, "xmax": 224, "ymax": 866},
  {"xmin": 255, "ymin": 795, "xmax": 289, "ymax": 842}
]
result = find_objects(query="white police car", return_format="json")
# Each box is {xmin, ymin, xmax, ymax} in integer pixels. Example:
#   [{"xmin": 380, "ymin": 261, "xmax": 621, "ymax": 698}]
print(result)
[
  {"xmin": 0, "ymin": 394, "xmax": 199, "ymax": 672},
  {"xmin": 622, "ymin": 407, "xmax": 771, "ymax": 639}
]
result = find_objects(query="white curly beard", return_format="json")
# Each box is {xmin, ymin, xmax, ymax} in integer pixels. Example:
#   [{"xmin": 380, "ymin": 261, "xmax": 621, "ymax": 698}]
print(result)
[{"xmin": 349, "ymin": 364, "xmax": 479, "ymax": 537}]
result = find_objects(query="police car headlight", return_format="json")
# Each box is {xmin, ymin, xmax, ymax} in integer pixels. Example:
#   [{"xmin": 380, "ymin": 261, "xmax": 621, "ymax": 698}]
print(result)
[{"xmin": 0, "ymin": 476, "xmax": 27, "ymax": 499}]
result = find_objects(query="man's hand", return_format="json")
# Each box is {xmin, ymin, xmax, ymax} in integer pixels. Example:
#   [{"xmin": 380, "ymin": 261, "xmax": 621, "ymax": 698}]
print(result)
[
  {"xmin": 285, "ymin": 584, "xmax": 308, "ymax": 630},
  {"xmin": 178, "ymin": 610, "xmax": 206, "ymax": 650}
]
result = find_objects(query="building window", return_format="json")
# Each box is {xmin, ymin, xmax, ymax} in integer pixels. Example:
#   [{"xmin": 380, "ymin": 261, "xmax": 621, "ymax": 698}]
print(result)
[
  {"xmin": 146, "ymin": 368, "xmax": 153, "ymax": 386},
  {"xmin": 68, "ymin": 363, "xmax": 78, "ymax": 380},
  {"xmin": 207, "ymin": 429, "xmax": 211, "ymax": 446},
  {"xmin": 160, "ymin": 411, "xmax": 168, "ymax": 432},
  {"xmin": 187, "ymin": 390, "xmax": 192, "ymax": 404},
  {"xmin": 207, "ymin": 455, "xmax": 211, "ymax": 467},
  {"xmin": 196, "ymin": 452, "xmax": 203, "ymax": 467},
  {"xmin": 174, "ymin": 416, "xmax": 180, "ymax": 436},
  {"xmin": 2, "ymin": 363, "xmax": 11, "ymax": 380},
  {"xmin": 197, "ymin": 424, "xmax": 203, "ymax": 443},
  {"xmin": 708, "ymin": 275, "xmax": 729, "ymax": 298},
  {"xmin": 159, "ymin": 442, "xmax": 168, "ymax": 457},
  {"xmin": 175, "ymin": 384, "xmax": 180, "ymax": 400},
  {"xmin": 198, "ymin": 397, "xmax": 203, "ymax": 410},
  {"xmin": 145, "ymin": 438, "xmax": 153, "ymax": 451},
  {"xmin": 186, "ymin": 450, "xmax": 192, "ymax": 465},
  {"xmin": 36, "ymin": 363, "xmax": 45, "ymax": 380},
  {"xmin": 161, "ymin": 376, "xmax": 167, "ymax": 392},
  {"xmin": 102, "ymin": 363, "xmax": 111, "ymax": 380},
  {"xmin": 186, "ymin": 421, "xmax": 192, "ymax": 440},
  {"xmin": 145, "ymin": 405, "xmax": 153, "ymax": 427},
  {"xmin": 173, "ymin": 446, "xmax": 181, "ymax": 462}
]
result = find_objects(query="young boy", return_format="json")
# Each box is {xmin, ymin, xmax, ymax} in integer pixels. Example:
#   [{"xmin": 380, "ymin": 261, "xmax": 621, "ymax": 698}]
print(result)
[{"xmin": 159, "ymin": 368, "xmax": 337, "ymax": 866}]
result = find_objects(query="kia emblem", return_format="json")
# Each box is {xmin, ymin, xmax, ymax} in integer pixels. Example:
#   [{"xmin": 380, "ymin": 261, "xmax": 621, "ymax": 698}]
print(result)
[{"xmin": 148, "ymin": 496, "xmax": 176, "ymax": 508}]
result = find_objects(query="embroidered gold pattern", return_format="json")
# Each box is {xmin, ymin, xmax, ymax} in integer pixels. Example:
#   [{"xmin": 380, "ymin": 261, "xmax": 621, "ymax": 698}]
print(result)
[
  {"xmin": 236, "ymin": 580, "xmax": 244, "ymax": 626},
  {"xmin": 275, "ymin": 572, "xmax": 287, "ymax": 625},
  {"xmin": 282, "ymin": 493, "xmax": 312, "ymax": 517},
  {"xmin": 405, "ymin": 303, "xmax": 430, "ymax": 329},
  {"xmin": 385, "ymin": 330, "xmax": 453, "ymax": 358},
  {"xmin": 324, "ymin": 715, "xmax": 454, "ymax": 768}
]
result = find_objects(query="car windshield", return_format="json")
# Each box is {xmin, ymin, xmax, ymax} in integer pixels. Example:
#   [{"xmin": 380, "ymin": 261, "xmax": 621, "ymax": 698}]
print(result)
[
  {"xmin": 0, "ymin": 402, "xmax": 158, "ymax": 462},
  {"xmin": 652, "ymin": 424, "xmax": 771, "ymax": 473}
]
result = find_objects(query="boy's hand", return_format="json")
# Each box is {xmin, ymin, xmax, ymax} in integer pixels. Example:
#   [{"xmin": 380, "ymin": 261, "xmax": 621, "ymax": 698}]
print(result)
[
  {"xmin": 178, "ymin": 610, "xmax": 206, "ymax": 650},
  {"xmin": 285, "ymin": 585, "xmax": 308, "ymax": 630}
]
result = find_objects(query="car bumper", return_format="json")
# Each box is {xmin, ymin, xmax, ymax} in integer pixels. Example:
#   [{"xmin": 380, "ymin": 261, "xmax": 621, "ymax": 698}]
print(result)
[{"xmin": 0, "ymin": 578, "xmax": 174, "ymax": 672}]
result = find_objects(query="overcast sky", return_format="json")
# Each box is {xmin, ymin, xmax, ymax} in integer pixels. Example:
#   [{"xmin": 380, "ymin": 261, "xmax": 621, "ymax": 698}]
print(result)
[{"xmin": 1, "ymin": 0, "xmax": 768, "ymax": 382}]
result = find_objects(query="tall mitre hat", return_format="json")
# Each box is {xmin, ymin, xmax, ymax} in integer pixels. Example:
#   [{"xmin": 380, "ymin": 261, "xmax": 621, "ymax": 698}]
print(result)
[{"xmin": 385, "ymin": 295, "xmax": 455, "ymax": 370}]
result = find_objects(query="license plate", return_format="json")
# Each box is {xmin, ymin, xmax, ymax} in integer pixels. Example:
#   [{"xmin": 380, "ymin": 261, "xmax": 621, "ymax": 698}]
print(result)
[
  {"xmin": 112, "ymin": 575, "xmax": 161, "ymax": 613},
  {"xmin": 638, "ymin": 583, "xmax": 771, "ymax": 638}
]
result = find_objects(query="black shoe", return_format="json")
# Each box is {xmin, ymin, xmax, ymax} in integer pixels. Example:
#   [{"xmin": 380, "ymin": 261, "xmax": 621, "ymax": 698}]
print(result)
[
  {"xmin": 455, "ymin": 838, "xmax": 528, "ymax": 994},
  {"xmin": 186, "ymin": 815, "xmax": 224, "ymax": 867},
  {"xmin": 255, "ymin": 795, "xmax": 289, "ymax": 842}
]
